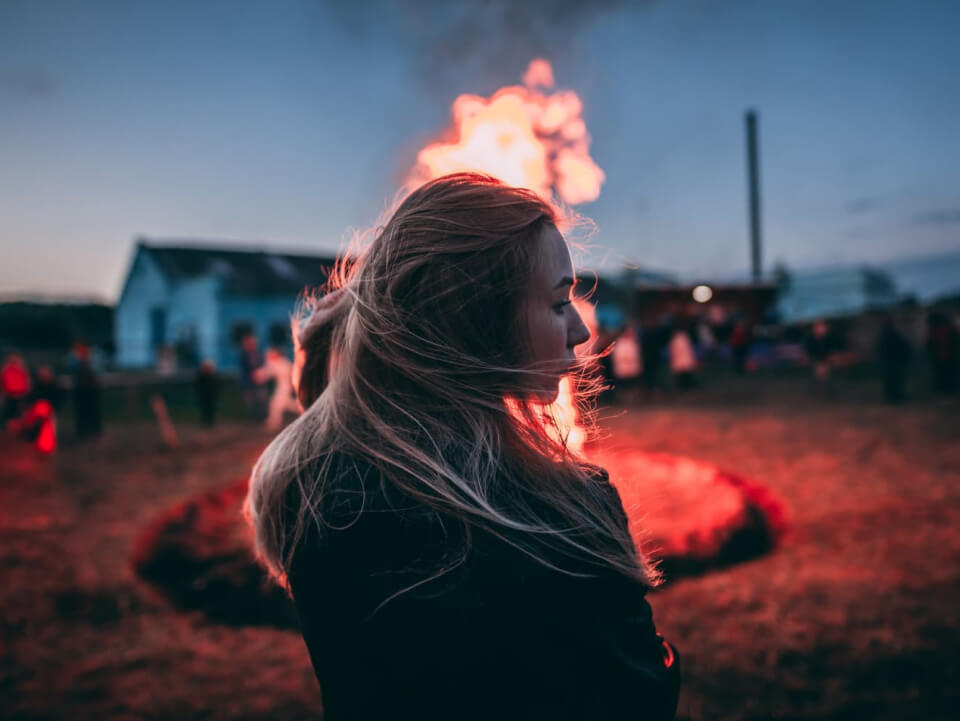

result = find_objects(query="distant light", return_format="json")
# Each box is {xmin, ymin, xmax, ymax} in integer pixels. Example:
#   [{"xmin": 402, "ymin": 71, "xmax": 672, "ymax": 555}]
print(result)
[{"xmin": 692, "ymin": 285, "xmax": 713, "ymax": 303}]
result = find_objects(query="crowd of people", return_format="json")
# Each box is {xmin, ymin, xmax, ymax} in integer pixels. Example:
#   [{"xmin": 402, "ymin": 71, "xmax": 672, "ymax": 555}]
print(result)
[
  {"xmin": 594, "ymin": 314, "xmax": 755, "ymax": 401},
  {"xmin": 233, "ymin": 331, "xmax": 299, "ymax": 431},
  {"xmin": 0, "ymin": 341, "xmax": 102, "ymax": 453},
  {"xmin": 2, "ymin": 309, "xmax": 956, "ymax": 454},
  {"xmin": 0, "ymin": 331, "xmax": 303, "ymax": 454},
  {"xmin": 190, "ymin": 330, "xmax": 300, "ymax": 431},
  {"xmin": 591, "ymin": 309, "xmax": 960, "ymax": 405}
]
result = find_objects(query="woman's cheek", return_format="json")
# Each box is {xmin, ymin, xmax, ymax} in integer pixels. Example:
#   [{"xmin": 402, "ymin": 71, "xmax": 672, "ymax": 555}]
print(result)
[
  {"xmin": 551, "ymin": 312, "xmax": 569, "ymax": 355},
  {"xmin": 528, "ymin": 305, "xmax": 567, "ymax": 359}
]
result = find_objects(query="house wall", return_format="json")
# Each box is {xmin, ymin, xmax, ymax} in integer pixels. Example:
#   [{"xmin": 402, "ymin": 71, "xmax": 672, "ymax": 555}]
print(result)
[
  {"xmin": 167, "ymin": 276, "xmax": 221, "ymax": 366},
  {"xmin": 115, "ymin": 250, "xmax": 170, "ymax": 367},
  {"xmin": 217, "ymin": 295, "xmax": 298, "ymax": 370}
]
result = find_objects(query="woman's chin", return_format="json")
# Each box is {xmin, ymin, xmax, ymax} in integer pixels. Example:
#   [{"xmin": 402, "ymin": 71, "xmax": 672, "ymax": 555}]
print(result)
[{"xmin": 516, "ymin": 372, "xmax": 566, "ymax": 406}]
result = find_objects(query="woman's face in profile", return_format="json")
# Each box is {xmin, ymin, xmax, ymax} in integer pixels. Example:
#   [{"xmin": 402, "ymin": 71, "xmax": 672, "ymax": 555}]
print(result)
[{"xmin": 521, "ymin": 224, "xmax": 591, "ymax": 403}]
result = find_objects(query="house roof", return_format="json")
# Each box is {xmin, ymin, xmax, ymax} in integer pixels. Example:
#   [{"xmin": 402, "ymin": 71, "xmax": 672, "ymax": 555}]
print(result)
[{"xmin": 139, "ymin": 240, "xmax": 340, "ymax": 296}]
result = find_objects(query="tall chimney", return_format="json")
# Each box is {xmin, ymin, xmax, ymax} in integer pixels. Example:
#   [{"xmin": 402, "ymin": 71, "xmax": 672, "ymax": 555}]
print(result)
[{"xmin": 745, "ymin": 109, "xmax": 762, "ymax": 283}]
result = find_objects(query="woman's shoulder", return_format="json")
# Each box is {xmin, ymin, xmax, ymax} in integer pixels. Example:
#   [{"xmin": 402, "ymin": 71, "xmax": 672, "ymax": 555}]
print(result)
[
  {"xmin": 287, "ymin": 451, "xmax": 467, "ymax": 603},
  {"xmin": 580, "ymin": 463, "xmax": 629, "ymax": 525},
  {"xmin": 289, "ymin": 450, "xmax": 464, "ymax": 559},
  {"xmin": 292, "ymin": 450, "xmax": 429, "ymax": 524}
]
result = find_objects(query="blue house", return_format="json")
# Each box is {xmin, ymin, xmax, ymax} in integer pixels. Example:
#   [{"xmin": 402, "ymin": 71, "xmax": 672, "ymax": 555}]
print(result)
[{"xmin": 115, "ymin": 239, "xmax": 337, "ymax": 370}]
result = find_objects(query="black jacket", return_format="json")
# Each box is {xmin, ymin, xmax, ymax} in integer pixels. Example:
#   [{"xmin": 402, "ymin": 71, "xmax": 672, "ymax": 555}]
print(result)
[{"xmin": 287, "ymin": 453, "xmax": 680, "ymax": 720}]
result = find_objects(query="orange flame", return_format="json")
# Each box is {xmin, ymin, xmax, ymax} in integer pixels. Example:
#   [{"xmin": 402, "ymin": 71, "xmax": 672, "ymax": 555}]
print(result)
[{"xmin": 408, "ymin": 59, "xmax": 605, "ymax": 205}]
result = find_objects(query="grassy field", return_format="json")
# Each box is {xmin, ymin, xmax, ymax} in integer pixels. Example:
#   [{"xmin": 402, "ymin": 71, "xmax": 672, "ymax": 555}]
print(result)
[{"xmin": 1, "ymin": 370, "xmax": 958, "ymax": 720}]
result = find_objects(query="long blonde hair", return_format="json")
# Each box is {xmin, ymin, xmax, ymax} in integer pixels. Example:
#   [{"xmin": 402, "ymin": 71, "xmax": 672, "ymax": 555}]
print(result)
[{"xmin": 245, "ymin": 173, "xmax": 659, "ymax": 606}]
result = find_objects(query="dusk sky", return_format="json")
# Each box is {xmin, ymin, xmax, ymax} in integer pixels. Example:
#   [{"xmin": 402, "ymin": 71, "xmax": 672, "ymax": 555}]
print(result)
[{"xmin": 2, "ymin": 0, "xmax": 959, "ymax": 301}]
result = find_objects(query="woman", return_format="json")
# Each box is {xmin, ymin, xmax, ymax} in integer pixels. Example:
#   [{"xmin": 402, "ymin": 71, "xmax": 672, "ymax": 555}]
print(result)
[{"xmin": 246, "ymin": 173, "xmax": 680, "ymax": 720}]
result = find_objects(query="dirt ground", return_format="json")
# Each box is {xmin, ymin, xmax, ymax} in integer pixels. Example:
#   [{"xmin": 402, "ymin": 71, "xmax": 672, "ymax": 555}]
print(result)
[{"xmin": 2, "ymin": 374, "xmax": 959, "ymax": 720}]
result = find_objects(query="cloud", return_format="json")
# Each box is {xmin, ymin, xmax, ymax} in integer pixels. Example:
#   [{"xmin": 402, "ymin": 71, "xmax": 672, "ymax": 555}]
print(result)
[
  {"xmin": 844, "ymin": 226, "xmax": 873, "ymax": 240},
  {"xmin": 326, "ymin": 0, "xmax": 654, "ymax": 92},
  {"xmin": 845, "ymin": 196, "xmax": 883, "ymax": 214},
  {"xmin": 912, "ymin": 208, "xmax": 960, "ymax": 227},
  {"xmin": 0, "ymin": 68, "xmax": 55, "ymax": 98}
]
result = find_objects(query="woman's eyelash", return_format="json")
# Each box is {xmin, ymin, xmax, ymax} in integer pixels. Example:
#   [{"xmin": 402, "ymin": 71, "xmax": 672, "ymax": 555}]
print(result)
[{"xmin": 553, "ymin": 300, "xmax": 572, "ymax": 314}]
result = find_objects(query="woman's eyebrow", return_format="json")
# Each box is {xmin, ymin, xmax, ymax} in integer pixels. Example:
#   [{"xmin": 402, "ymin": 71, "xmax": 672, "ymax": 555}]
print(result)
[{"xmin": 553, "ymin": 276, "xmax": 575, "ymax": 290}]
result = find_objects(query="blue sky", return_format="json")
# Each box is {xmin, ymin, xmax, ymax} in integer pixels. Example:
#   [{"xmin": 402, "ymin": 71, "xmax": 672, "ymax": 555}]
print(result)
[{"xmin": 2, "ymin": 0, "xmax": 958, "ymax": 300}]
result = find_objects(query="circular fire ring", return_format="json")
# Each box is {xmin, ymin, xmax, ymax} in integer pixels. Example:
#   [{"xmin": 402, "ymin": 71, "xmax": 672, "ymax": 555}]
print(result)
[
  {"xmin": 588, "ymin": 447, "xmax": 788, "ymax": 579},
  {"xmin": 131, "ymin": 451, "xmax": 787, "ymax": 625}
]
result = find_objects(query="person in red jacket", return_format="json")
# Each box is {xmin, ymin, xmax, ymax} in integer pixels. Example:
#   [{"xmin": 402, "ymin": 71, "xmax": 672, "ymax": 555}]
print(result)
[
  {"xmin": 1, "ymin": 352, "xmax": 33, "ymax": 428},
  {"xmin": 245, "ymin": 174, "xmax": 680, "ymax": 720}
]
